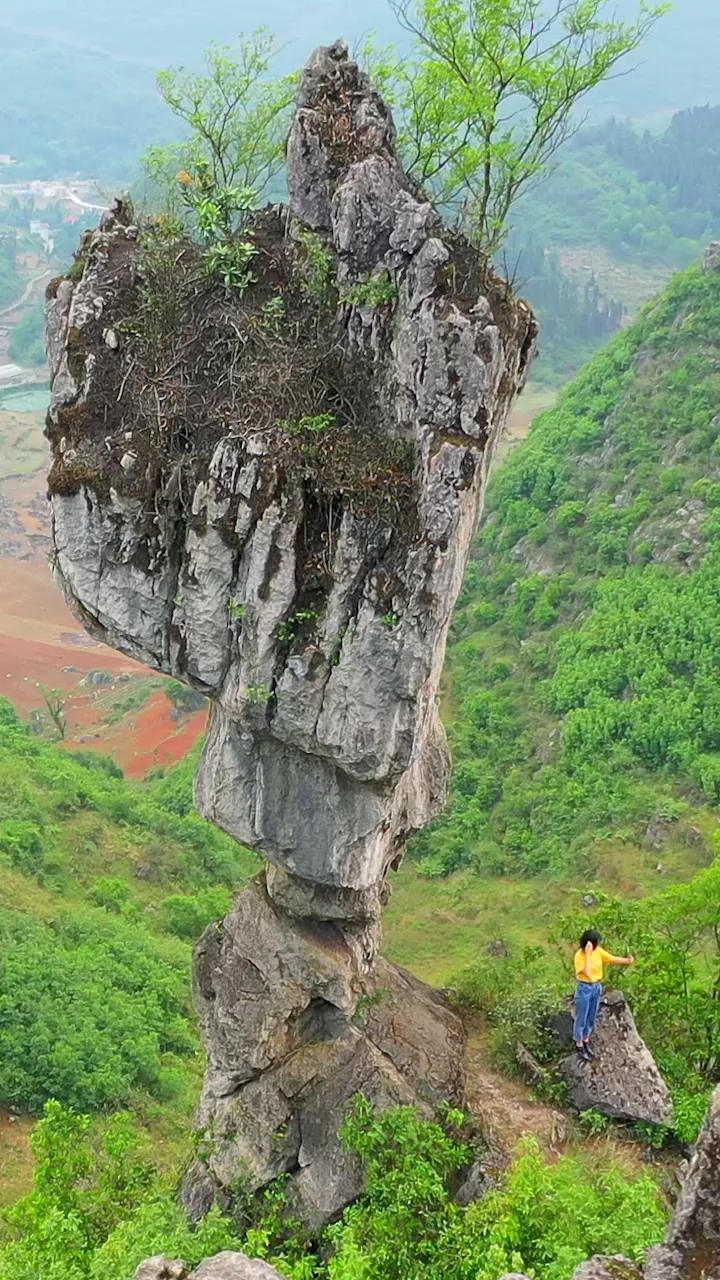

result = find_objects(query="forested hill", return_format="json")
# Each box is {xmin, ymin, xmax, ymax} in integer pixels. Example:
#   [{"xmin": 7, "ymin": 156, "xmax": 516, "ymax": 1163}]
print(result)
[{"xmin": 419, "ymin": 252, "xmax": 720, "ymax": 878}]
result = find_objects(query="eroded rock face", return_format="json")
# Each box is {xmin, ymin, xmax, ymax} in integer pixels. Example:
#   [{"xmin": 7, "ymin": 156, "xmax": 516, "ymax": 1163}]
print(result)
[
  {"xmin": 645, "ymin": 1084, "xmax": 720, "ymax": 1280},
  {"xmin": 45, "ymin": 40, "xmax": 535, "ymax": 921},
  {"xmin": 47, "ymin": 39, "xmax": 535, "ymax": 1233},
  {"xmin": 181, "ymin": 875, "xmax": 465, "ymax": 1226},
  {"xmin": 560, "ymin": 990, "xmax": 673, "ymax": 1127}
]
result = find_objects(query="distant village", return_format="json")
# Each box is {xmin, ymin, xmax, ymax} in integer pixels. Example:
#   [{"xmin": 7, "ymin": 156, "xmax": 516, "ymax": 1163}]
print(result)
[{"xmin": 0, "ymin": 171, "xmax": 107, "ymax": 388}]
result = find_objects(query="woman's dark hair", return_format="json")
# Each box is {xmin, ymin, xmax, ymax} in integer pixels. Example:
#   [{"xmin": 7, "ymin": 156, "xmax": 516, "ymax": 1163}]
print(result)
[{"xmin": 580, "ymin": 929, "xmax": 601, "ymax": 949}]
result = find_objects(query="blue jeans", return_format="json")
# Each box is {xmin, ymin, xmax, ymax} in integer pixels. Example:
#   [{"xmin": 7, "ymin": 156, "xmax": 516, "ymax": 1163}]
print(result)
[{"xmin": 574, "ymin": 981, "xmax": 602, "ymax": 1042}]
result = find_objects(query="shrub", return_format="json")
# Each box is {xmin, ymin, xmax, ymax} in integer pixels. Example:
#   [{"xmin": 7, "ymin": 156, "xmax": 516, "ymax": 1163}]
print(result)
[
  {"xmin": 160, "ymin": 886, "xmax": 233, "ymax": 939},
  {"xmin": 0, "ymin": 906, "xmax": 195, "ymax": 1112}
]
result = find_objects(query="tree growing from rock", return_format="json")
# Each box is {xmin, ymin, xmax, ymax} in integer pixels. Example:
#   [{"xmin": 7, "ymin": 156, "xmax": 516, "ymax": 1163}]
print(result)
[{"xmin": 384, "ymin": 0, "xmax": 668, "ymax": 250}]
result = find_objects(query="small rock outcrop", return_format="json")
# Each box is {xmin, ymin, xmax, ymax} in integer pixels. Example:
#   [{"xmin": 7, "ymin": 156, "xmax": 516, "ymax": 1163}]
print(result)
[
  {"xmin": 704, "ymin": 241, "xmax": 720, "ymax": 273},
  {"xmin": 134, "ymin": 1255, "xmax": 288, "ymax": 1280},
  {"xmin": 455, "ymin": 1156, "xmax": 496, "ymax": 1206},
  {"xmin": 135, "ymin": 1261, "xmax": 190, "ymax": 1280},
  {"xmin": 571, "ymin": 1259, "xmax": 643, "ymax": 1280},
  {"xmin": 559, "ymin": 990, "xmax": 673, "ymax": 1126},
  {"xmin": 46, "ymin": 39, "xmax": 535, "ymax": 1226},
  {"xmin": 645, "ymin": 1084, "xmax": 720, "ymax": 1279}
]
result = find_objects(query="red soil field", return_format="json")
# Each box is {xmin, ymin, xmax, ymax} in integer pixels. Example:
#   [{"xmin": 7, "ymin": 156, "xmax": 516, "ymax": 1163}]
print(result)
[
  {"xmin": 101, "ymin": 690, "xmax": 208, "ymax": 778},
  {"xmin": 0, "ymin": 462, "xmax": 207, "ymax": 774}
]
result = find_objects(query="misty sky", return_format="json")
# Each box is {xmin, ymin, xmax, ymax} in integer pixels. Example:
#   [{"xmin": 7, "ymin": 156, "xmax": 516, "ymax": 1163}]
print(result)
[
  {"xmin": 0, "ymin": 0, "xmax": 717, "ymax": 178},
  {"xmin": 2, "ymin": 0, "xmax": 718, "ymax": 116}
]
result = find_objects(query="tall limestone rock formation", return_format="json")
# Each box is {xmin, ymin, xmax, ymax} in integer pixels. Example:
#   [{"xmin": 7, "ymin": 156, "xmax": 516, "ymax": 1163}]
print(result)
[{"xmin": 45, "ymin": 42, "xmax": 536, "ymax": 1223}]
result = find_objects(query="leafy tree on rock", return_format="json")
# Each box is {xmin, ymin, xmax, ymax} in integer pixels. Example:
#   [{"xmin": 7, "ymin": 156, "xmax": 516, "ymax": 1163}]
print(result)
[{"xmin": 384, "ymin": 0, "xmax": 668, "ymax": 249}]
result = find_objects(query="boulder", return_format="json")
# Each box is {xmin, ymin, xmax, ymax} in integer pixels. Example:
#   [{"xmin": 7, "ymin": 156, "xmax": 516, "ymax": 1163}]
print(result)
[
  {"xmin": 133, "ymin": 1261, "xmax": 190, "ymax": 1280},
  {"xmin": 560, "ymin": 990, "xmax": 673, "ymax": 1126},
  {"xmin": 133, "ymin": 1257, "xmax": 288, "ymax": 1280},
  {"xmin": 571, "ymin": 1259, "xmax": 643, "ymax": 1280},
  {"xmin": 193, "ymin": 1255, "xmax": 288, "ymax": 1280},
  {"xmin": 645, "ymin": 1084, "xmax": 720, "ymax": 1279}
]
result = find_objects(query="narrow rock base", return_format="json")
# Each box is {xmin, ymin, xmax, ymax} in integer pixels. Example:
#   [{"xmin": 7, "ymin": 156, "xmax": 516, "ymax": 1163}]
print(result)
[{"xmin": 182, "ymin": 876, "xmax": 466, "ymax": 1228}]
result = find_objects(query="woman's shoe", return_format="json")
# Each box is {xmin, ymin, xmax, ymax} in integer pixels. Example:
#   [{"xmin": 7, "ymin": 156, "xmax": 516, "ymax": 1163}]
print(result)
[
  {"xmin": 575, "ymin": 1043, "xmax": 591, "ymax": 1061},
  {"xmin": 583, "ymin": 1043, "xmax": 595, "ymax": 1059}
]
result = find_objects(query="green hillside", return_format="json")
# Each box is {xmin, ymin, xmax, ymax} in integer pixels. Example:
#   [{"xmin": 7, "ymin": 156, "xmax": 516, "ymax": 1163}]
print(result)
[
  {"xmin": 0, "ymin": 713, "xmax": 670, "ymax": 1278},
  {"xmin": 424, "ymin": 257, "xmax": 720, "ymax": 879},
  {"xmin": 0, "ymin": 703, "xmax": 258, "ymax": 1126}
]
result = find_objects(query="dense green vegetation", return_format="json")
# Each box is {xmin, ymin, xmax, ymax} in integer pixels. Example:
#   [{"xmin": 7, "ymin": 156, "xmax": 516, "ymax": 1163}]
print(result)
[
  {"xmin": 514, "ymin": 107, "xmax": 720, "ymax": 270},
  {"xmin": 0, "ymin": 1097, "xmax": 667, "ymax": 1280},
  {"xmin": 424, "ymin": 258, "xmax": 720, "ymax": 878},
  {"xmin": 0, "ymin": 698, "xmax": 257, "ymax": 1117}
]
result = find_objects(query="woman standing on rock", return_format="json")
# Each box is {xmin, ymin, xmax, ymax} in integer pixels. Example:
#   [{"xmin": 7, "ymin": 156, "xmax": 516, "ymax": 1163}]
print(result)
[{"xmin": 574, "ymin": 930, "xmax": 634, "ymax": 1060}]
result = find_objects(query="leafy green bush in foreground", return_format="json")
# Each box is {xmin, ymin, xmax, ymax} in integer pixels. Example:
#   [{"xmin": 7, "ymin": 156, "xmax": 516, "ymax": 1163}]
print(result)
[{"xmin": 0, "ymin": 1099, "xmax": 667, "ymax": 1280}]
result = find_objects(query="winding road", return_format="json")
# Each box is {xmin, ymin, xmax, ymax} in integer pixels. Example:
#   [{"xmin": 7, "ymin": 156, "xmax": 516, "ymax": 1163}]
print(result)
[{"xmin": 0, "ymin": 269, "xmax": 54, "ymax": 321}]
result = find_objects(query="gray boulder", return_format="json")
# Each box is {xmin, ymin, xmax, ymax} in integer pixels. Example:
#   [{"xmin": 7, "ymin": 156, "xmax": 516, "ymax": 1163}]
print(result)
[
  {"xmin": 560, "ymin": 990, "xmax": 673, "ymax": 1126},
  {"xmin": 571, "ymin": 1258, "xmax": 642, "ymax": 1280},
  {"xmin": 134, "ymin": 1257, "xmax": 287, "ymax": 1280},
  {"xmin": 193, "ymin": 1255, "xmax": 288, "ymax": 1280},
  {"xmin": 645, "ymin": 1084, "xmax": 720, "ymax": 1279},
  {"xmin": 133, "ymin": 1261, "xmax": 190, "ymax": 1280}
]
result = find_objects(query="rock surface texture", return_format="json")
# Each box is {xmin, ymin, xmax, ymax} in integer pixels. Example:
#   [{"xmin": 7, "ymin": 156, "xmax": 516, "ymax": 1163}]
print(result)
[
  {"xmin": 46, "ymin": 41, "xmax": 535, "ymax": 1228},
  {"xmin": 559, "ymin": 990, "xmax": 673, "ymax": 1126},
  {"xmin": 45, "ymin": 39, "xmax": 535, "ymax": 918},
  {"xmin": 571, "ymin": 1260, "xmax": 643, "ymax": 1280},
  {"xmin": 645, "ymin": 1084, "xmax": 720, "ymax": 1279},
  {"xmin": 134, "ymin": 1255, "xmax": 288, "ymax": 1280},
  {"xmin": 181, "ymin": 877, "xmax": 465, "ymax": 1225}
]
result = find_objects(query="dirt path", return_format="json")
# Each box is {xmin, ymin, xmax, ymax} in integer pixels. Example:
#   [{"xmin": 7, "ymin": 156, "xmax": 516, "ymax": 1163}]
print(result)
[{"xmin": 464, "ymin": 1025, "xmax": 571, "ymax": 1164}]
